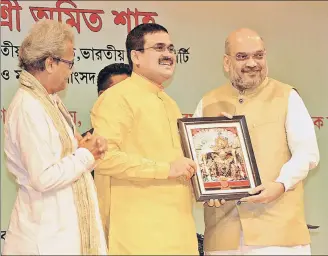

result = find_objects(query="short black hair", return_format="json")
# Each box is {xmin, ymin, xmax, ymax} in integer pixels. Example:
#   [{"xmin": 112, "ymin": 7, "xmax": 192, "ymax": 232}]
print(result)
[
  {"xmin": 96, "ymin": 63, "xmax": 131, "ymax": 94},
  {"xmin": 125, "ymin": 23, "xmax": 168, "ymax": 67}
]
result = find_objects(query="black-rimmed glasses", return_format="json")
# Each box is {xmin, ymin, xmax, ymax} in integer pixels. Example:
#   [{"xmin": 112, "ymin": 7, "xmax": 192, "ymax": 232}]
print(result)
[
  {"xmin": 53, "ymin": 57, "xmax": 74, "ymax": 69},
  {"xmin": 136, "ymin": 43, "xmax": 176, "ymax": 54}
]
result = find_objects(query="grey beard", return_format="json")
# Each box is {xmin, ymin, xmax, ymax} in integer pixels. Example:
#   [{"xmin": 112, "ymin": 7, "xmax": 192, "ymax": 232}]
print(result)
[
  {"xmin": 231, "ymin": 75, "xmax": 264, "ymax": 92},
  {"xmin": 232, "ymin": 81, "xmax": 247, "ymax": 92}
]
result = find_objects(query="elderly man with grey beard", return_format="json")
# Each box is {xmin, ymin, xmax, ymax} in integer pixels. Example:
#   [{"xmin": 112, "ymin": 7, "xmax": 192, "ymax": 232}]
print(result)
[
  {"xmin": 2, "ymin": 20, "xmax": 108, "ymax": 255},
  {"xmin": 194, "ymin": 28, "xmax": 319, "ymax": 255}
]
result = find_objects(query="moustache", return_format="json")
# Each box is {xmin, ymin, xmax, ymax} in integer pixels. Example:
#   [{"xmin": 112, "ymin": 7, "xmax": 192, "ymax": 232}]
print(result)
[
  {"xmin": 158, "ymin": 56, "xmax": 174, "ymax": 65},
  {"xmin": 242, "ymin": 67, "xmax": 262, "ymax": 73}
]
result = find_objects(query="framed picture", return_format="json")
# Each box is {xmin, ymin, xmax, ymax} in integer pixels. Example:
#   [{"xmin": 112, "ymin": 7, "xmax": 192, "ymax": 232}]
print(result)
[{"xmin": 177, "ymin": 115, "xmax": 261, "ymax": 202}]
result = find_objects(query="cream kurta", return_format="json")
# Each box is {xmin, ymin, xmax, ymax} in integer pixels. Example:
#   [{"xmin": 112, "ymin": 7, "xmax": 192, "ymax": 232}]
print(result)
[
  {"xmin": 3, "ymin": 89, "xmax": 95, "ymax": 255},
  {"xmin": 91, "ymin": 72, "xmax": 198, "ymax": 255}
]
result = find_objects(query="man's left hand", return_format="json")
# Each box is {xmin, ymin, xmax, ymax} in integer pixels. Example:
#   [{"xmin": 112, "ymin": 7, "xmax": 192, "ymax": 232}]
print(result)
[
  {"xmin": 239, "ymin": 182, "xmax": 285, "ymax": 204},
  {"xmin": 75, "ymin": 132, "xmax": 83, "ymax": 142},
  {"xmin": 95, "ymin": 136, "xmax": 108, "ymax": 159}
]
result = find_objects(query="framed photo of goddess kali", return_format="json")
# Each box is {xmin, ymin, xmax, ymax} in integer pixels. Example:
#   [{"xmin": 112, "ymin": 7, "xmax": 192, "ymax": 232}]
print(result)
[{"xmin": 177, "ymin": 115, "xmax": 261, "ymax": 202}]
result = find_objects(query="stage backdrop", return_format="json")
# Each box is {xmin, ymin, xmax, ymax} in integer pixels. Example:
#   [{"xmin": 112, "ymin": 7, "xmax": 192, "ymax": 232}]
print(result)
[{"xmin": 1, "ymin": 1, "xmax": 327, "ymax": 254}]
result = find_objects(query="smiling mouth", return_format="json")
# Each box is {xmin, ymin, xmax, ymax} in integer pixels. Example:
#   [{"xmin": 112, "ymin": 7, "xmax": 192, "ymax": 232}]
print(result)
[
  {"xmin": 159, "ymin": 59, "xmax": 173, "ymax": 66},
  {"xmin": 247, "ymin": 71, "xmax": 257, "ymax": 75},
  {"xmin": 243, "ymin": 69, "xmax": 260, "ymax": 73}
]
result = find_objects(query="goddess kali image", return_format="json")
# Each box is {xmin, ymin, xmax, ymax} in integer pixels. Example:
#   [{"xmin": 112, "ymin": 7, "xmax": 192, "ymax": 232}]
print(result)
[{"xmin": 191, "ymin": 127, "xmax": 250, "ymax": 190}]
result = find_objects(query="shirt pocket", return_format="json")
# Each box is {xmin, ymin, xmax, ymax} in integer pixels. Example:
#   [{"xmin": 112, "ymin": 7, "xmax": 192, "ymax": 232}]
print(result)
[{"xmin": 252, "ymin": 115, "xmax": 281, "ymax": 129}]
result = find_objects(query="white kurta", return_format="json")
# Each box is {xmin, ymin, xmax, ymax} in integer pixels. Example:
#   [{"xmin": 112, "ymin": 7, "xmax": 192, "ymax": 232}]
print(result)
[{"xmin": 2, "ymin": 88, "xmax": 95, "ymax": 255}]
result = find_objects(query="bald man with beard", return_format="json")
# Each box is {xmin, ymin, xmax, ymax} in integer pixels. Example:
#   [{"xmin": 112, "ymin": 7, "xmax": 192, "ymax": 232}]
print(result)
[{"xmin": 194, "ymin": 28, "xmax": 320, "ymax": 255}]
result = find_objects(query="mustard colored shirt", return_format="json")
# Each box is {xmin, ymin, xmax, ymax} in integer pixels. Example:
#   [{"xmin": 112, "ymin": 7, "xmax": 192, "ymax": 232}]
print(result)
[{"xmin": 91, "ymin": 72, "xmax": 198, "ymax": 255}]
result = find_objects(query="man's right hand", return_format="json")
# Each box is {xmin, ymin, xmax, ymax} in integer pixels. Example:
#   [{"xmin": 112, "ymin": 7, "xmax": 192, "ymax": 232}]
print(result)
[
  {"xmin": 205, "ymin": 199, "xmax": 226, "ymax": 208},
  {"xmin": 219, "ymin": 112, "xmax": 233, "ymax": 119},
  {"xmin": 78, "ymin": 132, "xmax": 108, "ymax": 160},
  {"xmin": 169, "ymin": 157, "xmax": 197, "ymax": 179}
]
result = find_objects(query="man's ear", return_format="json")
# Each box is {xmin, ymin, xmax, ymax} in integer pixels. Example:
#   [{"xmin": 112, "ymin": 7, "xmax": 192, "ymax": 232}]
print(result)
[
  {"xmin": 223, "ymin": 54, "xmax": 230, "ymax": 73},
  {"xmin": 131, "ymin": 50, "xmax": 140, "ymax": 67},
  {"xmin": 45, "ymin": 57, "xmax": 55, "ymax": 74}
]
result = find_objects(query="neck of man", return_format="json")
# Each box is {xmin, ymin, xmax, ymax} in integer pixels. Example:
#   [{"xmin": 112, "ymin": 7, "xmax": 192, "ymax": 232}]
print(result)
[
  {"xmin": 134, "ymin": 70, "xmax": 165, "ymax": 90},
  {"xmin": 231, "ymin": 80, "xmax": 263, "ymax": 94},
  {"xmin": 231, "ymin": 82, "xmax": 247, "ymax": 94},
  {"xmin": 31, "ymin": 70, "xmax": 54, "ymax": 94}
]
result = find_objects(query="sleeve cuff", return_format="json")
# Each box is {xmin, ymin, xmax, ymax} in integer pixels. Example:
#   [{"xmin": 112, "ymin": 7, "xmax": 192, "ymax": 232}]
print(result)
[
  {"xmin": 154, "ymin": 162, "xmax": 170, "ymax": 179},
  {"xmin": 74, "ymin": 147, "xmax": 96, "ymax": 171},
  {"xmin": 275, "ymin": 176, "xmax": 293, "ymax": 192}
]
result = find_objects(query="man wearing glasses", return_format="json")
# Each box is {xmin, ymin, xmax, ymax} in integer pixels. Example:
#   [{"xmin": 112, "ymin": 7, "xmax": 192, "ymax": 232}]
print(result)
[
  {"xmin": 193, "ymin": 28, "xmax": 319, "ymax": 255},
  {"xmin": 91, "ymin": 23, "xmax": 198, "ymax": 254},
  {"xmin": 53, "ymin": 56, "xmax": 74, "ymax": 69},
  {"xmin": 2, "ymin": 20, "xmax": 108, "ymax": 255}
]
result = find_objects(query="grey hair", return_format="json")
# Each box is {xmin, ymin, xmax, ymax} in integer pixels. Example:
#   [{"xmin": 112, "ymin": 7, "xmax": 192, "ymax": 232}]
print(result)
[
  {"xmin": 225, "ymin": 39, "xmax": 230, "ymax": 55},
  {"xmin": 19, "ymin": 19, "xmax": 74, "ymax": 72}
]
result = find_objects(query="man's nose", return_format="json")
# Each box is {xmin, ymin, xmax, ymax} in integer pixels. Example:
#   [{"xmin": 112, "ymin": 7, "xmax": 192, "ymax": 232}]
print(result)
[{"xmin": 245, "ymin": 57, "xmax": 257, "ymax": 68}]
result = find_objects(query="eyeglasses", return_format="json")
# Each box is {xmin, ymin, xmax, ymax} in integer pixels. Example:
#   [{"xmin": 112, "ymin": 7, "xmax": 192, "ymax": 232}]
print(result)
[
  {"xmin": 136, "ymin": 43, "xmax": 176, "ymax": 54},
  {"xmin": 53, "ymin": 57, "xmax": 74, "ymax": 69},
  {"xmin": 227, "ymin": 50, "xmax": 266, "ymax": 61}
]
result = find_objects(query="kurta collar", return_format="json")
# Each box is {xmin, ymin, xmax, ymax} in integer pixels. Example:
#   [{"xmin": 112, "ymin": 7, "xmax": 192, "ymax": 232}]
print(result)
[{"xmin": 130, "ymin": 72, "xmax": 164, "ymax": 94}]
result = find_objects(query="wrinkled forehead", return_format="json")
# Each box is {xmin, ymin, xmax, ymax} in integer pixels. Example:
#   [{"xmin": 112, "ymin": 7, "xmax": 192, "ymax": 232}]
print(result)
[
  {"xmin": 144, "ymin": 32, "xmax": 173, "ymax": 46},
  {"xmin": 230, "ymin": 36, "xmax": 265, "ymax": 55}
]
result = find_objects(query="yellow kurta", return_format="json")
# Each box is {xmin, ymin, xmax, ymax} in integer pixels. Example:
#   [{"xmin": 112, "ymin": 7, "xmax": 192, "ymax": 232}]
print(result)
[{"xmin": 91, "ymin": 72, "xmax": 198, "ymax": 255}]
